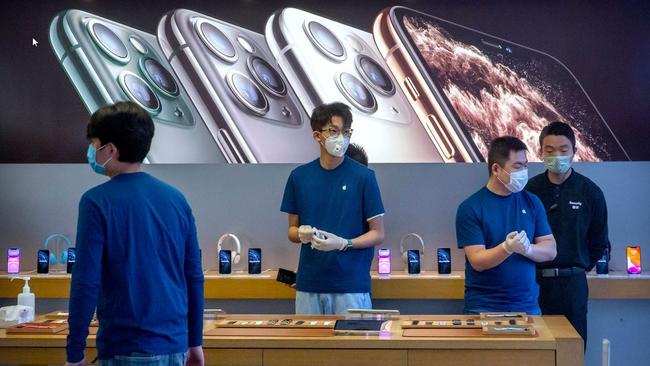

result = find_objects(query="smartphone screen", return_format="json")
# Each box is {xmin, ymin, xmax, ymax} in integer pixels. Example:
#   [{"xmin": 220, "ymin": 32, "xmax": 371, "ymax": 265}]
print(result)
[
  {"xmin": 407, "ymin": 249, "xmax": 421, "ymax": 274},
  {"xmin": 219, "ymin": 250, "xmax": 232, "ymax": 274},
  {"xmin": 334, "ymin": 319, "xmax": 383, "ymax": 331},
  {"xmin": 38, "ymin": 249, "xmax": 50, "ymax": 274},
  {"xmin": 437, "ymin": 247, "xmax": 451, "ymax": 274},
  {"xmin": 627, "ymin": 246, "xmax": 641, "ymax": 274},
  {"xmin": 393, "ymin": 8, "xmax": 629, "ymax": 161},
  {"xmin": 7, "ymin": 248, "xmax": 20, "ymax": 274},
  {"xmin": 378, "ymin": 248, "xmax": 391, "ymax": 274},
  {"xmin": 66, "ymin": 248, "xmax": 76, "ymax": 274},
  {"xmin": 276, "ymin": 268, "xmax": 296, "ymax": 285},
  {"xmin": 248, "ymin": 248, "xmax": 262, "ymax": 274}
]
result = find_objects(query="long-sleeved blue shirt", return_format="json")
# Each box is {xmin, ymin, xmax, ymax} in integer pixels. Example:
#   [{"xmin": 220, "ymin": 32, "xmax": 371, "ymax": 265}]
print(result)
[{"xmin": 67, "ymin": 172, "xmax": 204, "ymax": 362}]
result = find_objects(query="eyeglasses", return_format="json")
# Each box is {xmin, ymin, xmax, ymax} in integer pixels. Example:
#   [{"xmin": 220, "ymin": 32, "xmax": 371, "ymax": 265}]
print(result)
[{"xmin": 320, "ymin": 127, "xmax": 353, "ymax": 137}]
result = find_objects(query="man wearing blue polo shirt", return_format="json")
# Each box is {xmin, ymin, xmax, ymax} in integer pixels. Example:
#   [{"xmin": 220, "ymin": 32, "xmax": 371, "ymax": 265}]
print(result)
[
  {"xmin": 455, "ymin": 136, "xmax": 557, "ymax": 314},
  {"xmin": 281, "ymin": 102, "xmax": 385, "ymax": 315}
]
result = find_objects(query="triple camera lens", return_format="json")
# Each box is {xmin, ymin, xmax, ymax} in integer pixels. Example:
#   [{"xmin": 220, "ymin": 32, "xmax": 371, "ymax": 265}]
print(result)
[
  {"xmin": 198, "ymin": 19, "xmax": 290, "ymax": 115},
  {"xmin": 306, "ymin": 22, "xmax": 393, "ymax": 113},
  {"xmin": 88, "ymin": 20, "xmax": 181, "ymax": 114}
]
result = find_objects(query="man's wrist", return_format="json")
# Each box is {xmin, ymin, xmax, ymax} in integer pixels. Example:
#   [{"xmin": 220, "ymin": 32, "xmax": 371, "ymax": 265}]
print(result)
[
  {"xmin": 524, "ymin": 243, "xmax": 534, "ymax": 256},
  {"xmin": 342, "ymin": 239, "xmax": 353, "ymax": 251}
]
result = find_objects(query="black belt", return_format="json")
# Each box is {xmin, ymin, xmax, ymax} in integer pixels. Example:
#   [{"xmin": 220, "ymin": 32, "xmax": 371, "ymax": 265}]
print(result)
[{"xmin": 537, "ymin": 267, "xmax": 585, "ymax": 278}]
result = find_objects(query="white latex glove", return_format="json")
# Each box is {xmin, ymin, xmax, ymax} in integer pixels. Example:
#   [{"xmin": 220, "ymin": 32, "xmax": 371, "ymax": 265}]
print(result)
[
  {"xmin": 517, "ymin": 230, "xmax": 533, "ymax": 256},
  {"xmin": 186, "ymin": 346, "xmax": 205, "ymax": 366},
  {"xmin": 502, "ymin": 231, "xmax": 524, "ymax": 254},
  {"xmin": 502, "ymin": 231, "xmax": 532, "ymax": 255},
  {"xmin": 311, "ymin": 228, "xmax": 347, "ymax": 252},
  {"xmin": 298, "ymin": 225, "xmax": 315, "ymax": 244},
  {"xmin": 65, "ymin": 359, "xmax": 87, "ymax": 366}
]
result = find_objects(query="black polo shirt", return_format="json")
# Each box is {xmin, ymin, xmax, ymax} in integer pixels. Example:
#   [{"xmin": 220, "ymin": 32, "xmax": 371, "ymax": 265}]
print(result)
[{"xmin": 526, "ymin": 169, "xmax": 610, "ymax": 271}]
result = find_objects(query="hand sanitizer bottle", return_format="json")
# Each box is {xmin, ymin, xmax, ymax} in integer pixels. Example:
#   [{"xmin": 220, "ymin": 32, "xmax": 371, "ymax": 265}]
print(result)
[{"xmin": 11, "ymin": 277, "xmax": 35, "ymax": 321}]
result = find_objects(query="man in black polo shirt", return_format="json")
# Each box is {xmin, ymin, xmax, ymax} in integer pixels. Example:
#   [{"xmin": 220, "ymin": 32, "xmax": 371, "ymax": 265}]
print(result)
[{"xmin": 526, "ymin": 121, "xmax": 610, "ymax": 347}]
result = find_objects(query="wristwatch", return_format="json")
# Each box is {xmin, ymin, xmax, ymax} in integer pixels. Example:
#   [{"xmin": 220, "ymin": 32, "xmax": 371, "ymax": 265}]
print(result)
[{"xmin": 344, "ymin": 239, "xmax": 353, "ymax": 251}]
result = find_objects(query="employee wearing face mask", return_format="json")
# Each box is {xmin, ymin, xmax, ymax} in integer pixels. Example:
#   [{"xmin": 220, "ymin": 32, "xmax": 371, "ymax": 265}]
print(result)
[
  {"xmin": 455, "ymin": 136, "xmax": 557, "ymax": 315},
  {"xmin": 526, "ymin": 122, "xmax": 610, "ymax": 347},
  {"xmin": 280, "ymin": 102, "xmax": 385, "ymax": 315}
]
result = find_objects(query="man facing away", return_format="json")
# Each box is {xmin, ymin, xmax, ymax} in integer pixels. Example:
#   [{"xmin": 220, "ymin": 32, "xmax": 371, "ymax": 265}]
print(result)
[{"xmin": 66, "ymin": 101, "xmax": 204, "ymax": 366}]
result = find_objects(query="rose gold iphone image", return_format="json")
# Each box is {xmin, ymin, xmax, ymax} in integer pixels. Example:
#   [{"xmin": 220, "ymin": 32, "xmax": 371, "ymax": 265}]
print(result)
[{"xmin": 373, "ymin": 6, "xmax": 630, "ymax": 162}]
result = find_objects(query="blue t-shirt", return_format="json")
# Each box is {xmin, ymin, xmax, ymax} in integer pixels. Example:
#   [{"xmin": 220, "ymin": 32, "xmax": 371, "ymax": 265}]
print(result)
[
  {"xmin": 455, "ymin": 187, "xmax": 551, "ymax": 314},
  {"xmin": 67, "ymin": 172, "xmax": 204, "ymax": 362},
  {"xmin": 280, "ymin": 157, "xmax": 385, "ymax": 293}
]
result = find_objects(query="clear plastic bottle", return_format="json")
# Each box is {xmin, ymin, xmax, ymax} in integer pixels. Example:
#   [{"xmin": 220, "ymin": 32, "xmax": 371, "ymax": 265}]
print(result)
[{"xmin": 12, "ymin": 277, "xmax": 35, "ymax": 321}]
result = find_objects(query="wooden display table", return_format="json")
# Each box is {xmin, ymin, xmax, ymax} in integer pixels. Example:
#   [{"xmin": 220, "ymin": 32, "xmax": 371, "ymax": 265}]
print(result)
[
  {"xmin": 0, "ymin": 314, "xmax": 582, "ymax": 365},
  {"xmin": 1, "ymin": 271, "xmax": 649, "ymax": 300}
]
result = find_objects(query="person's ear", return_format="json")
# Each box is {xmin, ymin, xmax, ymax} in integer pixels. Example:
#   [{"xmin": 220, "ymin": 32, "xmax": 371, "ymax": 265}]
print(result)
[
  {"xmin": 107, "ymin": 143, "xmax": 120, "ymax": 160},
  {"xmin": 491, "ymin": 163, "xmax": 499, "ymax": 176},
  {"xmin": 312, "ymin": 130, "xmax": 322, "ymax": 143}
]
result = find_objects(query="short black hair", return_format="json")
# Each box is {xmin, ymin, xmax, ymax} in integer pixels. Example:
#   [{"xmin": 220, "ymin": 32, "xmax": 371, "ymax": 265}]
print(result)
[
  {"xmin": 539, "ymin": 121, "xmax": 576, "ymax": 151},
  {"xmin": 310, "ymin": 102, "xmax": 353, "ymax": 132},
  {"xmin": 87, "ymin": 101, "xmax": 155, "ymax": 163},
  {"xmin": 487, "ymin": 136, "xmax": 528, "ymax": 176},
  {"xmin": 345, "ymin": 143, "xmax": 368, "ymax": 166}
]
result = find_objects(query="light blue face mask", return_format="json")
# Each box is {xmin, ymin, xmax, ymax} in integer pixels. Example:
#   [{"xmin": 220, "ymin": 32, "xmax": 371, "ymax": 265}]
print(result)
[
  {"xmin": 544, "ymin": 155, "xmax": 572, "ymax": 174},
  {"xmin": 86, "ymin": 144, "xmax": 112, "ymax": 175}
]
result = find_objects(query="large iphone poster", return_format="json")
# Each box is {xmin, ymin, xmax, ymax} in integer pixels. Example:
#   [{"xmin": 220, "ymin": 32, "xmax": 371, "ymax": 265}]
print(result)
[{"xmin": 2, "ymin": 1, "xmax": 648, "ymax": 163}]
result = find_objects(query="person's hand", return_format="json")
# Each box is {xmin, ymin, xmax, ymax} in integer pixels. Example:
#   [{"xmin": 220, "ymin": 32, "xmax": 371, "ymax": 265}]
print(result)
[
  {"xmin": 186, "ymin": 346, "xmax": 205, "ymax": 366},
  {"xmin": 311, "ymin": 229, "xmax": 347, "ymax": 252},
  {"xmin": 298, "ymin": 225, "xmax": 315, "ymax": 244},
  {"xmin": 65, "ymin": 359, "xmax": 87, "ymax": 366},
  {"xmin": 517, "ymin": 231, "xmax": 532, "ymax": 255},
  {"xmin": 502, "ymin": 231, "xmax": 524, "ymax": 254},
  {"xmin": 502, "ymin": 231, "xmax": 531, "ymax": 255}
]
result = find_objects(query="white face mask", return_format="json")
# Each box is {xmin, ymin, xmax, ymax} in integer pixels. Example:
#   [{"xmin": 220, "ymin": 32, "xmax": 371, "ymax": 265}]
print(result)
[
  {"xmin": 497, "ymin": 168, "xmax": 528, "ymax": 193},
  {"xmin": 322, "ymin": 134, "xmax": 350, "ymax": 157}
]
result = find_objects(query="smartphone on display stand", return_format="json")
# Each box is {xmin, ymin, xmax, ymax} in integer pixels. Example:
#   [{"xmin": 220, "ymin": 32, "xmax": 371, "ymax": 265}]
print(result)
[
  {"xmin": 378, "ymin": 248, "xmax": 391, "ymax": 275},
  {"xmin": 627, "ymin": 246, "xmax": 641, "ymax": 274},
  {"xmin": 596, "ymin": 247, "xmax": 609, "ymax": 275},
  {"xmin": 437, "ymin": 248, "xmax": 451, "ymax": 274},
  {"xmin": 7, "ymin": 248, "xmax": 20, "ymax": 274},
  {"xmin": 373, "ymin": 6, "xmax": 630, "ymax": 162},
  {"xmin": 219, "ymin": 250, "xmax": 232, "ymax": 274},
  {"xmin": 66, "ymin": 248, "xmax": 76, "ymax": 274},
  {"xmin": 37, "ymin": 249, "xmax": 50, "ymax": 274},
  {"xmin": 248, "ymin": 248, "xmax": 262, "ymax": 274},
  {"xmin": 407, "ymin": 249, "xmax": 420, "ymax": 274}
]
